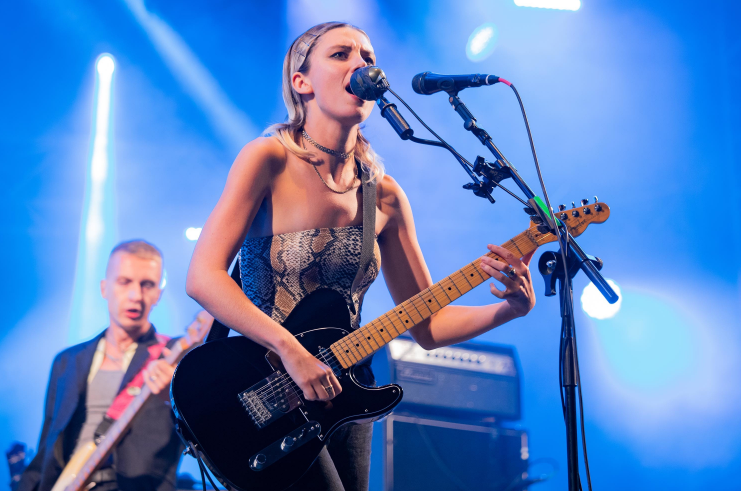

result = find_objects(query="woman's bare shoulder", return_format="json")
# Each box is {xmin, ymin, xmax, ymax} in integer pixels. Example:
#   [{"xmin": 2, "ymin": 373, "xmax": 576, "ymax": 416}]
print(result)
[
  {"xmin": 376, "ymin": 173, "xmax": 415, "ymax": 232},
  {"xmin": 232, "ymin": 136, "xmax": 288, "ymax": 173},
  {"xmin": 377, "ymin": 173, "xmax": 408, "ymax": 209}
]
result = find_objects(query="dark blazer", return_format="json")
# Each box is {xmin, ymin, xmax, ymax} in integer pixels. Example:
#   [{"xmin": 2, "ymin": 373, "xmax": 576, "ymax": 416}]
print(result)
[{"xmin": 18, "ymin": 327, "xmax": 184, "ymax": 491}]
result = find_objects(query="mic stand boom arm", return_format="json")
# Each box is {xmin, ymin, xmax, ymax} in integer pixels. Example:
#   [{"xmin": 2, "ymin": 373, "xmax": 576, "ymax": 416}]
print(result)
[{"xmin": 445, "ymin": 91, "xmax": 617, "ymax": 302}]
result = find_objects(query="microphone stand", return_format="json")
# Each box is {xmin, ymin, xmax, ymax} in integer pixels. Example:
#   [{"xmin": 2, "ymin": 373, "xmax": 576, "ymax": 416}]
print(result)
[
  {"xmin": 444, "ymin": 90, "xmax": 618, "ymax": 491},
  {"xmin": 378, "ymin": 87, "xmax": 618, "ymax": 491}
]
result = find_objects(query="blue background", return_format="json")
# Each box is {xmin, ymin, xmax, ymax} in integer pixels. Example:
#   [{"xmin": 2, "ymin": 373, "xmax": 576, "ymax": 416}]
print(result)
[{"xmin": 2, "ymin": 0, "xmax": 740, "ymax": 489}]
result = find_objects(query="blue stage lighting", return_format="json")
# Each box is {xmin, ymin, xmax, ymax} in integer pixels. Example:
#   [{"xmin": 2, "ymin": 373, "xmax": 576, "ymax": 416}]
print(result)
[
  {"xmin": 514, "ymin": 0, "xmax": 581, "ymax": 10},
  {"xmin": 581, "ymin": 279, "xmax": 622, "ymax": 319},
  {"xmin": 591, "ymin": 289, "xmax": 695, "ymax": 391},
  {"xmin": 466, "ymin": 23, "xmax": 499, "ymax": 62},
  {"xmin": 68, "ymin": 53, "xmax": 118, "ymax": 343}
]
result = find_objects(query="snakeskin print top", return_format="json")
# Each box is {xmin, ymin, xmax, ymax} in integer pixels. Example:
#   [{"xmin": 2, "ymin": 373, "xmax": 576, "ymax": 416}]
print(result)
[{"xmin": 239, "ymin": 226, "xmax": 381, "ymax": 330}]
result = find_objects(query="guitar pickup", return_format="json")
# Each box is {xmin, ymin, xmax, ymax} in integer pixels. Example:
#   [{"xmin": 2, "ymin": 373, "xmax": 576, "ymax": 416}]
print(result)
[{"xmin": 239, "ymin": 371, "xmax": 303, "ymax": 429}]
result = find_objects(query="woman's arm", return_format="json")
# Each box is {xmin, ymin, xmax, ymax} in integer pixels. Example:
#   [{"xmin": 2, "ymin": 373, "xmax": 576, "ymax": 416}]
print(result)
[
  {"xmin": 377, "ymin": 175, "xmax": 536, "ymax": 351},
  {"xmin": 185, "ymin": 138, "xmax": 341, "ymax": 401}
]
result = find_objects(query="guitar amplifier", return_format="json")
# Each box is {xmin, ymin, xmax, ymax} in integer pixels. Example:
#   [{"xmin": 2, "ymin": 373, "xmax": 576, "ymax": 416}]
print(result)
[
  {"xmin": 387, "ymin": 337, "xmax": 521, "ymax": 421},
  {"xmin": 384, "ymin": 414, "xmax": 528, "ymax": 491}
]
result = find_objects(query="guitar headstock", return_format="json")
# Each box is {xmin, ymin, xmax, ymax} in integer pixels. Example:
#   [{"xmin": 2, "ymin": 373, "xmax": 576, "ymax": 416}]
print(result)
[
  {"xmin": 185, "ymin": 310, "xmax": 215, "ymax": 346},
  {"xmin": 167, "ymin": 311, "xmax": 215, "ymax": 364},
  {"xmin": 6, "ymin": 442, "xmax": 26, "ymax": 491},
  {"xmin": 528, "ymin": 198, "xmax": 610, "ymax": 247}
]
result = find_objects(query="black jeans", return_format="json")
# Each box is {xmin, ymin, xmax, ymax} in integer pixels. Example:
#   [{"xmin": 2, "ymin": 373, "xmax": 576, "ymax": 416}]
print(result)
[{"xmin": 287, "ymin": 364, "xmax": 375, "ymax": 491}]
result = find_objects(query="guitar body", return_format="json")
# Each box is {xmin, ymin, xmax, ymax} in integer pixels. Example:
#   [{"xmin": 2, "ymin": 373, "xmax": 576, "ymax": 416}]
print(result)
[{"xmin": 171, "ymin": 289, "xmax": 403, "ymax": 491}]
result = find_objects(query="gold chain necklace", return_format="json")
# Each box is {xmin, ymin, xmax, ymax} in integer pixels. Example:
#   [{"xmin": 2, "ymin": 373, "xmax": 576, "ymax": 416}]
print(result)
[{"xmin": 302, "ymin": 132, "xmax": 359, "ymax": 194}]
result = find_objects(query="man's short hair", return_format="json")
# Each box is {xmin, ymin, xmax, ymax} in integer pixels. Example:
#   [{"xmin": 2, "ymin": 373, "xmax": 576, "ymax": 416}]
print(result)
[{"xmin": 106, "ymin": 239, "xmax": 164, "ymax": 276}]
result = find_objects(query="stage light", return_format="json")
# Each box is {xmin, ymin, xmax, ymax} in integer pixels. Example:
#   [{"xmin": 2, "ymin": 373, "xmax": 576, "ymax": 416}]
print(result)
[
  {"xmin": 96, "ymin": 55, "xmax": 115, "ymax": 77},
  {"xmin": 68, "ymin": 53, "xmax": 118, "ymax": 343},
  {"xmin": 466, "ymin": 23, "xmax": 499, "ymax": 62},
  {"xmin": 581, "ymin": 279, "xmax": 622, "ymax": 319},
  {"xmin": 185, "ymin": 227, "xmax": 202, "ymax": 241},
  {"xmin": 514, "ymin": 0, "xmax": 581, "ymax": 11}
]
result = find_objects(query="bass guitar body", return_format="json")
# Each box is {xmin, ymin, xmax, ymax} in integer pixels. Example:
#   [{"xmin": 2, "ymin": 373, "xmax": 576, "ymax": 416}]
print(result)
[{"xmin": 171, "ymin": 289, "xmax": 403, "ymax": 491}]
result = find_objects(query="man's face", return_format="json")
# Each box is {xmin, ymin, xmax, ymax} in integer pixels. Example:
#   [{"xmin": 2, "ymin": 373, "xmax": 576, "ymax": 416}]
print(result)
[{"xmin": 101, "ymin": 252, "xmax": 162, "ymax": 333}]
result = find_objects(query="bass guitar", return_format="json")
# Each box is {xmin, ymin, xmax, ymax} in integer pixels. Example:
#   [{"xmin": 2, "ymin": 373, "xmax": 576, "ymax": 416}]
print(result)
[
  {"xmin": 170, "ymin": 201, "xmax": 610, "ymax": 490},
  {"xmin": 51, "ymin": 313, "xmax": 213, "ymax": 491}
]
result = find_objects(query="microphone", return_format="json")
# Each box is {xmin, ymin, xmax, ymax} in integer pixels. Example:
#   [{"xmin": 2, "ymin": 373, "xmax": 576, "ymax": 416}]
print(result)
[
  {"xmin": 350, "ymin": 66, "xmax": 414, "ymax": 140},
  {"xmin": 349, "ymin": 66, "xmax": 390, "ymax": 101},
  {"xmin": 411, "ymin": 72, "xmax": 509, "ymax": 95}
]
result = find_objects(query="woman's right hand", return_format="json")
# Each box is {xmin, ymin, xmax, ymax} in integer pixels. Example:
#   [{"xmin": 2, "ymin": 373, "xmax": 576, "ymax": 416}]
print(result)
[{"xmin": 278, "ymin": 342, "xmax": 342, "ymax": 401}]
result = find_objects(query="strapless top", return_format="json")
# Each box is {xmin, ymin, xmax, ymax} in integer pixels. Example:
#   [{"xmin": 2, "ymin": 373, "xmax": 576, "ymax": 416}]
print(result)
[{"xmin": 239, "ymin": 225, "xmax": 381, "ymax": 329}]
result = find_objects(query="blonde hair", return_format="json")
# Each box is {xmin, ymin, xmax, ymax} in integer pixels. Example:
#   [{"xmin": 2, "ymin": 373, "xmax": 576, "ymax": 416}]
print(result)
[
  {"xmin": 107, "ymin": 239, "xmax": 163, "ymax": 276},
  {"xmin": 263, "ymin": 22, "xmax": 384, "ymax": 181}
]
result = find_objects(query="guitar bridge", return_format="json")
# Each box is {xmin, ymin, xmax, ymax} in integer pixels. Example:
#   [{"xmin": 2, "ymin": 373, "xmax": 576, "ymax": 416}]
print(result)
[{"xmin": 239, "ymin": 371, "xmax": 302, "ymax": 429}]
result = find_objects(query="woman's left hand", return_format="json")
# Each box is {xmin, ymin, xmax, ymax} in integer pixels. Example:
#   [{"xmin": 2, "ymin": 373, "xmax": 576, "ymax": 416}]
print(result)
[{"xmin": 480, "ymin": 244, "xmax": 536, "ymax": 318}]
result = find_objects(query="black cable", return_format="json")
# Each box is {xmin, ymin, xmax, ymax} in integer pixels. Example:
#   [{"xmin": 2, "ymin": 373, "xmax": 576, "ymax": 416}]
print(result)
[
  {"xmin": 189, "ymin": 442, "xmax": 221, "ymax": 491},
  {"xmin": 572, "ymin": 313, "xmax": 593, "ymax": 491},
  {"xmin": 386, "ymin": 87, "xmax": 530, "ymax": 207},
  {"xmin": 506, "ymin": 83, "xmax": 593, "ymax": 491},
  {"xmin": 198, "ymin": 457, "xmax": 207, "ymax": 491}
]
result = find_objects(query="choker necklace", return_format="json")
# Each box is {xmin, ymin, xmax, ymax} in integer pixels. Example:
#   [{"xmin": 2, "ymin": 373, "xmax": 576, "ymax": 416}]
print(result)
[
  {"xmin": 302, "ymin": 129, "xmax": 354, "ymax": 160},
  {"xmin": 301, "ymin": 132, "xmax": 359, "ymax": 194}
]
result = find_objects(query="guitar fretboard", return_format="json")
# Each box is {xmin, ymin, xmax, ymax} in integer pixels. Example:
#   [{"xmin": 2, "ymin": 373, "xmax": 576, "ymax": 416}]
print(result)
[{"xmin": 329, "ymin": 229, "xmax": 541, "ymax": 369}]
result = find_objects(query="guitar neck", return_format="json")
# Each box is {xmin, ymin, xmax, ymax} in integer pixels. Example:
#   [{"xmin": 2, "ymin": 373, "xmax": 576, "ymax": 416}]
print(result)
[
  {"xmin": 329, "ymin": 229, "xmax": 540, "ymax": 368},
  {"xmin": 67, "ymin": 339, "xmax": 190, "ymax": 491}
]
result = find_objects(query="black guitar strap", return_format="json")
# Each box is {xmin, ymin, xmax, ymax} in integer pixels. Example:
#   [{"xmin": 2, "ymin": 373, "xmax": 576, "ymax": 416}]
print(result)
[{"xmin": 206, "ymin": 163, "xmax": 376, "ymax": 342}]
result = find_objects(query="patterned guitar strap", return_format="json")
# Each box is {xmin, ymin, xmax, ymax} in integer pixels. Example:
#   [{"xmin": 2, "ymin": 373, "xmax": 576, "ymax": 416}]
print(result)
[{"xmin": 93, "ymin": 334, "xmax": 170, "ymax": 441}]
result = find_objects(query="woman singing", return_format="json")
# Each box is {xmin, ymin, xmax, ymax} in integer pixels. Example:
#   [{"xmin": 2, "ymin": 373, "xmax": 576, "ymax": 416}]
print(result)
[{"xmin": 186, "ymin": 21, "xmax": 536, "ymax": 491}]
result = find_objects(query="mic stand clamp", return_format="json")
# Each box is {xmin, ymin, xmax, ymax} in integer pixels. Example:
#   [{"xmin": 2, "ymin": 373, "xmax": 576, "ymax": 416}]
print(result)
[{"xmin": 462, "ymin": 156, "xmax": 511, "ymax": 203}]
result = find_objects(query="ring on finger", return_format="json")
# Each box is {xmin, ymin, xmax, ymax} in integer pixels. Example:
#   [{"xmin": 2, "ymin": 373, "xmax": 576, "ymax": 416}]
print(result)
[
  {"xmin": 323, "ymin": 385, "xmax": 334, "ymax": 395},
  {"xmin": 505, "ymin": 267, "xmax": 517, "ymax": 279}
]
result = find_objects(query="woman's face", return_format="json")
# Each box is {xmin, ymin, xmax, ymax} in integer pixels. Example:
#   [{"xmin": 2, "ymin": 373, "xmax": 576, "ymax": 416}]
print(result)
[{"xmin": 296, "ymin": 27, "xmax": 377, "ymax": 126}]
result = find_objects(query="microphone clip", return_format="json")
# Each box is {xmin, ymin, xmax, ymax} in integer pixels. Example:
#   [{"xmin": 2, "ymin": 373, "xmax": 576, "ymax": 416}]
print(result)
[{"xmin": 462, "ymin": 156, "xmax": 512, "ymax": 203}]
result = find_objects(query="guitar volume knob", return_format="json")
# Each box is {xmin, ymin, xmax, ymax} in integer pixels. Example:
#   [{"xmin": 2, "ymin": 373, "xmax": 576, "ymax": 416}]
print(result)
[
  {"xmin": 251, "ymin": 453, "xmax": 267, "ymax": 470},
  {"xmin": 281, "ymin": 436, "xmax": 297, "ymax": 452}
]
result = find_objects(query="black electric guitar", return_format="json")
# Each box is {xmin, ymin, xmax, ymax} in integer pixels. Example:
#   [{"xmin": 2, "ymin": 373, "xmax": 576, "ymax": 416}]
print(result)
[{"xmin": 171, "ymin": 201, "xmax": 610, "ymax": 491}]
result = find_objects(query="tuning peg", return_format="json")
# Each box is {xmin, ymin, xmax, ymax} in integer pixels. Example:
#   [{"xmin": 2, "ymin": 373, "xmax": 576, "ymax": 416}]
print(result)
[
  {"xmin": 580, "ymin": 198, "xmax": 589, "ymax": 206},
  {"xmin": 594, "ymin": 196, "xmax": 598, "ymax": 203},
  {"xmin": 537, "ymin": 225, "xmax": 551, "ymax": 234},
  {"xmin": 530, "ymin": 216, "xmax": 543, "ymax": 225},
  {"xmin": 558, "ymin": 204, "xmax": 566, "ymax": 211},
  {"xmin": 572, "ymin": 201, "xmax": 576, "ymax": 208},
  {"xmin": 523, "ymin": 206, "xmax": 537, "ymax": 216}
]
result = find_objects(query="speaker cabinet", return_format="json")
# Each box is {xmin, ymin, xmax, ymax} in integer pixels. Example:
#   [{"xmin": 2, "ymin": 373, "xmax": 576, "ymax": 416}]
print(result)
[{"xmin": 384, "ymin": 414, "xmax": 528, "ymax": 491}]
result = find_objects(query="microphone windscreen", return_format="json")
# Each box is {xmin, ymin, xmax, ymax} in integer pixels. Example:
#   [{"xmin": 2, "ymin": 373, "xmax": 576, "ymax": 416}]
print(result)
[
  {"xmin": 411, "ymin": 72, "xmax": 429, "ymax": 95},
  {"xmin": 350, "ymin": 66, "xmax": 388, "ymax": 101}
]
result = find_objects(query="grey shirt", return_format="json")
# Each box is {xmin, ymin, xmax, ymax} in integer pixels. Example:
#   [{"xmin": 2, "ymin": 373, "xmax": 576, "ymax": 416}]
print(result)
[{"xmin": 72, "ymin": 368, "xmax": 125, "ymax": 455}]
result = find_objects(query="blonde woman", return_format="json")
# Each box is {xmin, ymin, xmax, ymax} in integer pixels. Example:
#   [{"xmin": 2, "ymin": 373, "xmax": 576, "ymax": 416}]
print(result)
[{"xmin": 186, "ymin": 21, "xmax": 536, "ymax": 490}]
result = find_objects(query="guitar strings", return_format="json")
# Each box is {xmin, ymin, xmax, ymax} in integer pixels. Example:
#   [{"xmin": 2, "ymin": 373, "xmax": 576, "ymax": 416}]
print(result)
[
  {"xmin": 250, "ymin": 231, "xmax": 553, "ymax": 404},
  {"xmin": 251, "ymin": 349, "xmax": 343, "ymax": 401}
]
